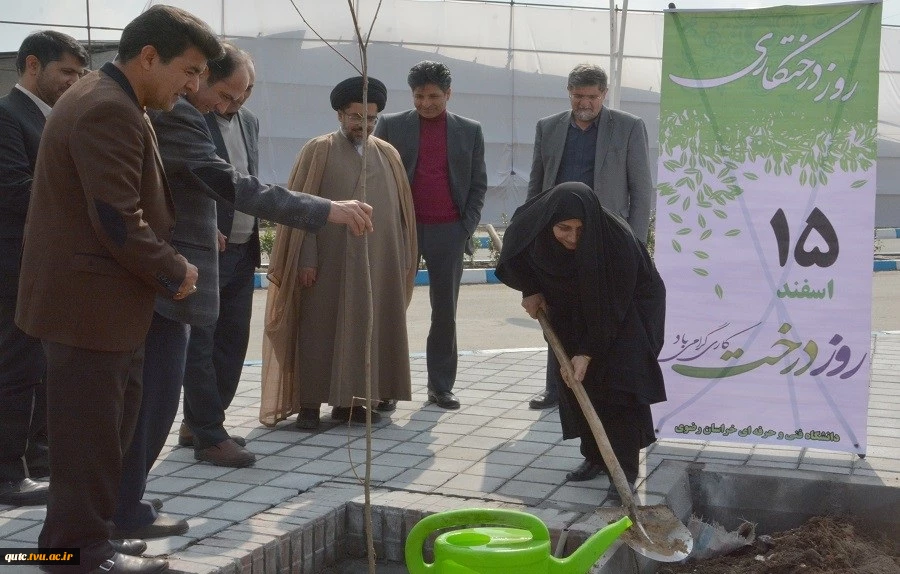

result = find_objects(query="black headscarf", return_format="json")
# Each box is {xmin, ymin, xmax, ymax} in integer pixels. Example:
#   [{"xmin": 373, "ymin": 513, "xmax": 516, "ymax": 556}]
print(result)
[{"xmin": 496, "ymin": 182, "xmax": 642, "ymax": 366}]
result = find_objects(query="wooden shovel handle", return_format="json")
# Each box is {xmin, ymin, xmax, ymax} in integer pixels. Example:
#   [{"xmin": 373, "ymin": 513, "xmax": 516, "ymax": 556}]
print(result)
[{"xmin": 536, "ymin": 308, "xmax": 639, "ymax": 515}]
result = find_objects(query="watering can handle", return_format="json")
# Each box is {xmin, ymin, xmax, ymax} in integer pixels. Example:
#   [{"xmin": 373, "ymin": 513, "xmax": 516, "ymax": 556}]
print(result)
[{"xmin": 405, "ymin": 508, "xmax": 550, "ymax": 574}]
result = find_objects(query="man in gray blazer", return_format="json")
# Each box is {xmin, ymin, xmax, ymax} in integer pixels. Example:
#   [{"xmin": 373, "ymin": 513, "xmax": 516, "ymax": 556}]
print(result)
[
  {"xmin": 374, "ymin": 60, "xmax": 487, "ymax": 410},
  {"xmin": 526, "ymin": 64, "xmax": 653, "ymax": 431},
  {"xmin": 111, "ymin": 44, "xmax": 373, "ymax": 540},
  {"xmin": 178, "ymin": 58, "xmax": 262, "ymax": 465}
]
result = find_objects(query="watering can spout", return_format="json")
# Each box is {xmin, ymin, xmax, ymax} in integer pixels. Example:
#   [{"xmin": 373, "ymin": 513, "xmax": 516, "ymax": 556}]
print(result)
[{"xmin": 551, "ymin": 516, "xmax": 632, "ymax": 574}]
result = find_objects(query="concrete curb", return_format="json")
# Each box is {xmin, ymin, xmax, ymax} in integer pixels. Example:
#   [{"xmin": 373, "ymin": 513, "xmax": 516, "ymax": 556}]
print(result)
[
  {"xmin": 254, "ymin": 268, "xmax": 502, "ymax": 288},
  {"xmin": 875, "ymin": 260, "xmax": 900, "ymax": 272},
  {"xmin": 252, "ymin": 224, "xmax": 897, "ymax": 283},
  {"xmin": 256, "ymin": 261, "xmax": 896, "ymax": 285},
  {"xmin": 875, "ymin": 228, "xmax": 900, "ymax": 271},
  {"xmin": 875, "ymin": 228, "xmax": 900, "ymax": 239}
]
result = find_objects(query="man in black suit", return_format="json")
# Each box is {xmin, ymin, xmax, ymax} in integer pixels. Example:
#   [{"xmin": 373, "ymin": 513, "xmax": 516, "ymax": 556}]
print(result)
[
  {"xmin": 177, "ymin": 55, "xmax": 264, "ymax": 457},
  {"xmin": 0, "ymin": 30, "xmax": 86, "ymax": 507},
  {"xmin": 374, "ymin": 60, "xmax": 487, "ymax": 410}
]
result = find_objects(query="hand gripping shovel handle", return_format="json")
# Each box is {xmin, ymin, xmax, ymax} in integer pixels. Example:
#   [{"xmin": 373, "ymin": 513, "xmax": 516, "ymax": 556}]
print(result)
[{"xmin": 536, "ymin": 309, "xmax": 641, "ymax": 519}]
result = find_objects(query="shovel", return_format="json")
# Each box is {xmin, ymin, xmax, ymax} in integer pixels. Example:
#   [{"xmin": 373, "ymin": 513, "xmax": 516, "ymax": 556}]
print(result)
[{"xmin": 536, "ymin": 308, "xmax": 693, "ymax": 563}]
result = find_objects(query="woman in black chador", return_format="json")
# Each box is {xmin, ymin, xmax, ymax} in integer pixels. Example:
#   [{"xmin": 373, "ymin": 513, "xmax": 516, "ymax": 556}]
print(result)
[{"xmin": 496, "ymin": 182, "xmax": 667, "ymax": 500}]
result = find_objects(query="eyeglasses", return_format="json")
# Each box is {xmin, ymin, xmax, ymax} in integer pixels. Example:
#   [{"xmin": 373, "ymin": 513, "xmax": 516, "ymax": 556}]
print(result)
[
  {"xmin": 344, "ymin": 112, "xmax": 379, "ymax": 125},
  {"xmin": 569, "ymin": 93, "xmax": 604, "ymax": 103}
]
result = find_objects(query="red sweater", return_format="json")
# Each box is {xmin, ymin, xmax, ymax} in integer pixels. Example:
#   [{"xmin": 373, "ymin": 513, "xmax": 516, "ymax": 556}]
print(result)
[{"xmin": 411, "ymin": 111, "xmax": 459, "ymax": 223}]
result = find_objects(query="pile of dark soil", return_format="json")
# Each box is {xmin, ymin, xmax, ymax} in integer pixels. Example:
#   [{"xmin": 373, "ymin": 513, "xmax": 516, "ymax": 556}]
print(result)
[{"xmin": 658, "ymin": 516, "xmax": 900, "ymax": 574}]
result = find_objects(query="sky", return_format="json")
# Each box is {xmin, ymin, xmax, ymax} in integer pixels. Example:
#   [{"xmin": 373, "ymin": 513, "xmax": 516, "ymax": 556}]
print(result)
[{"xmin": 0, "ymin": 0, "xmax": 897, "ymax": 52}]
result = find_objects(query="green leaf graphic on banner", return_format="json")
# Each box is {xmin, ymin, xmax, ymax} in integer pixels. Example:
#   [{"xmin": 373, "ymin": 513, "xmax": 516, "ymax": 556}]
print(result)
[{"xmin": 657, "ymin": 3, "xmax": 879, "ymax": 302}]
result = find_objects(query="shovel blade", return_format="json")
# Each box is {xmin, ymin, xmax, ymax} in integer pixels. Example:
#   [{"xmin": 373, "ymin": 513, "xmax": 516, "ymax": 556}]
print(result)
[{"xmin": 618, "ymin": 505, "xmax": 693, "ymax": 563}]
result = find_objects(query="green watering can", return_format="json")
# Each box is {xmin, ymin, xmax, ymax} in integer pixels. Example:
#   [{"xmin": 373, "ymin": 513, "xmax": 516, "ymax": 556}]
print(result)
[{"xmin": 405, "ymin": 508, "xmax": 632, "ymax": 574}]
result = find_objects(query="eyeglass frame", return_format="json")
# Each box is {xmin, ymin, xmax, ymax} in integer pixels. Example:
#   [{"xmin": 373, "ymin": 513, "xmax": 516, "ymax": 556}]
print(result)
[{"xmin": 342, "ymin": 111, "xmax": 379, "ymax": 125}]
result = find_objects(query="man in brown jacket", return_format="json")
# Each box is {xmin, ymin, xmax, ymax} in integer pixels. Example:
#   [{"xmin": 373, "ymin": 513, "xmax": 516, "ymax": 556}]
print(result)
[{"xmin": 15, "ymin": 7, "xmax": 221, "ymax": 574}]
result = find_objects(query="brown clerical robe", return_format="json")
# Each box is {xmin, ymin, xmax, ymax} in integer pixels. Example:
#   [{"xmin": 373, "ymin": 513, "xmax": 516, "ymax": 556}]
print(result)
[{"xmin": 260, "ymin": 131, "xmax": 417, "ymax": 426}]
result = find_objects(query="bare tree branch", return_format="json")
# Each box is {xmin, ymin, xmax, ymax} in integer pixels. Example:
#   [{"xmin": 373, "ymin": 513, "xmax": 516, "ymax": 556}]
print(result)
[
  {"xmin": 364, "ymin": 0, "xmax": 385, "ymax": 50},
  {"xmin": 287, "ymin": 0, "xmax": 361, "ymax": 73},
  {"xmin": 347, "ymin": 0, "xmax": 366, "ymax": 68},
  {"xmin": 287, "ymin": 2, "xmax": 378, "ymax": 572}
]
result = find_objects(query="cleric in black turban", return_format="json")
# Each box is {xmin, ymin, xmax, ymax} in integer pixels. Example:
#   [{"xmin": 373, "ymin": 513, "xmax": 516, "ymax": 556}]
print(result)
[{"xmin": 330, "ymin": 76, "xmax": 388, "ymax": 111}]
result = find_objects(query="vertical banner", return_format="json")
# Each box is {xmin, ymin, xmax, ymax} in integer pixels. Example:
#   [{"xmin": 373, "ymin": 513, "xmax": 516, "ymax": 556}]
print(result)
[{"xmin": 653, "ymin": 2, "xmax": 881, "ymax": 455}]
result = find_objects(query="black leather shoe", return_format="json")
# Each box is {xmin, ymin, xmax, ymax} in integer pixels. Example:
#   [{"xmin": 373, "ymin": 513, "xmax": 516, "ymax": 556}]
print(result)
[
  {"xmin": 375, "ymin": 399, "xmax": 397, "ymax": 412},
  {"xmin": 528, "ymin": 392, "xmax": 558, "ymax": 410},
  {"xmin": 110, "ymin": 513, "xmax": 189, "ymax": 540},
  {"xmin": 88, "ymin": 553, "xmax": 167, "ymax": 573},
  {"xmin": 0, "ymin": 478, "xmax": 49, "ymax": 506},
  {"xmin": 178, "ymin": 421, "xmax": 245, "ymax": 447},
  {"xmin": 295, "ymin": 408, "xmax": 320, "ymax": 430},
  {"xmin": 605, "ymin": 480, "xmax": 636, "ymax": 504},
  {"xmin": 428, "ymin": 391, "xmax": 460, "ymax": 410},
  {"xmin": 110, "ymin": 539, "xmax": 147, "ymax": 556},
  {"xmin": 565, "ymin": 459, "xmax": 604, "ymax": 482},
  {"xmin": 331, "ymin": 406, "xmax": 381, "ymax": 424}
]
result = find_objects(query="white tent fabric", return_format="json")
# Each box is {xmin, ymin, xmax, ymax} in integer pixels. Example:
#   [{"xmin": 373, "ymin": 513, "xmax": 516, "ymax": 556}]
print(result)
[{"xmin": 5, "ymin": 0, "xmax": 898, "ymax": 224}]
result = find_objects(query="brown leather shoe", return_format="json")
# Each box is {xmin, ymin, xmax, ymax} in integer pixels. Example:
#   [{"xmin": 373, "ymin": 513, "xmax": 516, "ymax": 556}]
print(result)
[
  {"xmin": 194, "ymin": 438, "xmax": 255, "ymax": 468},
  {"xmin": 178, "ymin": 421, "xmax": 245, "ymax": 447}
]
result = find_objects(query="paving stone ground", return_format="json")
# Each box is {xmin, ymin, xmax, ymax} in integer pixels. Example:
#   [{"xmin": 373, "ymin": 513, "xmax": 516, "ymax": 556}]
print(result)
[{"xmin": 2, "ymin": 334, "xmax": 897, "ymax": 572}]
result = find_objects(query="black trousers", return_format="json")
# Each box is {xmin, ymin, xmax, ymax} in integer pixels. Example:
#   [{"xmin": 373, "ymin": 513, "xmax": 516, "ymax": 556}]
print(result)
[
  {"xmin": 418, "ymin": 221, "xmax": 469, "ymax": 394},
  {"xmin": 577, "ymin": 398, "xmax": 654, "ymax": 484},
  {"xmin": 114, "ymin": 313, "xmax": 188, "ymax": 530},
  {"xmin": 182, "ymin": 241, "xmax": 255, "ymax": 448},
  {"xmin": 39, "ymin": 341, "xmax": 144, "ymax": 573},
  {"xmin": 0, "ymin": 238, "xmax": 48, "ymax": 482},
  {"xmin": 543, "ymin": 350, "xmax": 562, "ymax": 400}
]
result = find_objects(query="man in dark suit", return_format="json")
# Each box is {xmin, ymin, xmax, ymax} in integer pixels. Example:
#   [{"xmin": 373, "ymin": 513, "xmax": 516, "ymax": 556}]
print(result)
[
  {"xmin": 374, "ymin": 60, "xmax": 487, "ymax": 410},
  {"xmin": 0, "ymin": 31, "xmax": 86, "ymax": 507},
  {"xmin": 15, "ymin": 6, "xmax": 221, "ymax": 573},
  {"xmin": 525, "ymin": 64, "xmax": 653, "ymax": 466}
]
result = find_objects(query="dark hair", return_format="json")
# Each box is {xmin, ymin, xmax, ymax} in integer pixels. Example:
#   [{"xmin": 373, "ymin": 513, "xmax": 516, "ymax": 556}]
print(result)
[
  {"xmin": 567, "ymin": 64, "xmax": 608, "ymax": 91},
  {"xmin": 407, "ymin": 60, "xmax": 452, "ymax": 92},
  {"xmin": 16, "ymin": 30, "xmax": 88, "ymax": 75},
  {"xmin": 206, "ymin": 42, "xmax": 248, "ymax": 85},
  {"xmin": 117, "ymin": 4, "xmax": 223, "ymax": 64}
]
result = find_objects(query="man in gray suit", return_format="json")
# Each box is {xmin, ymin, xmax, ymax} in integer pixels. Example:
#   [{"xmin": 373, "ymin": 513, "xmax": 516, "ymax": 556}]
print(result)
[
  {"xmin": 177, "ymin": 56, "xmax": 263, "ymax": 463},
  {"xmin": 111, "ymin": 44, "xmax": 373, "ymax": 540},
  {"xmin": 374, "ymin": 60, "xmax": 487, "ymax": 410},
  {"xmin": 526, "ymin": 64, "xmax": 653, "ymax": 431}
]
